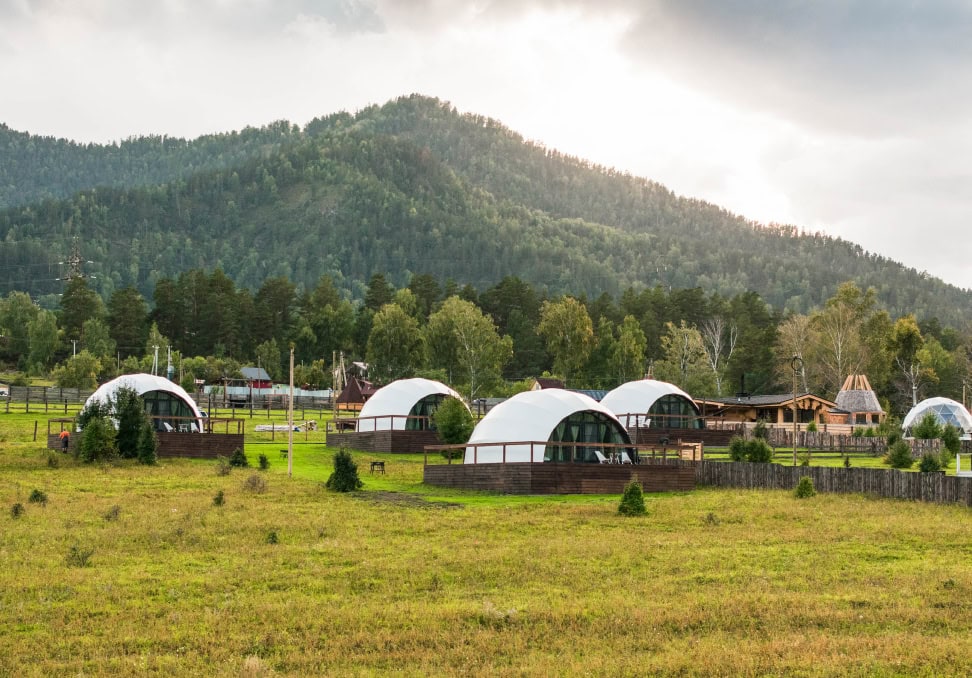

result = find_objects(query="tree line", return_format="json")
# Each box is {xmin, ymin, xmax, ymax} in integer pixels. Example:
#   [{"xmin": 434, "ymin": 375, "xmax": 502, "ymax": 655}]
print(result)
[{"xmin": 1, "ymin": 269, "xmax": 968, "ymax": 417}]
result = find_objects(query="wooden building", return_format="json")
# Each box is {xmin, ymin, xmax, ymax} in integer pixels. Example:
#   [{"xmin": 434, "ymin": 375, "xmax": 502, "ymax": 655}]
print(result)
[
  {"xmin": 700, "ymin": 392, "xmax": 838, "ymax": 425},
  {"xmin": 334, "ymin": 376, "xmax": 377, "ymax": 412},
  {"xmin": 829, "ymin": 374, "xmax": 885, "ymax": 425}
]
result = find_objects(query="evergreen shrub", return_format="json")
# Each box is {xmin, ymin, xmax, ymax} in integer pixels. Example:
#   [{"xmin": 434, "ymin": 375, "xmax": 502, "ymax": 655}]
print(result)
[
  {"xmin": 794, "ymin": 476, "xmax": 816, "ymax": 498},
  {"xmin": 326, "ymin": 449, "xmax": 363, "ymax": 492},
  {"xmin": 618, "ymin": 479, "xmax": 647, "ymax": 516}
]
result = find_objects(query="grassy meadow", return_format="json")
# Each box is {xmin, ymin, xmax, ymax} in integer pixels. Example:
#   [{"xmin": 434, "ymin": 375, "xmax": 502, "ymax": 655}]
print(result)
[{"xmin": 2, "ymin": 411, "xmax": 972, "ymax": 676}]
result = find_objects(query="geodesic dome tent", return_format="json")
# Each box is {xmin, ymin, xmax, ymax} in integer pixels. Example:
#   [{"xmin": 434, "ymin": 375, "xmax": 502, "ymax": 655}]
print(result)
[
  {"xmin": 356, "ymin": 378, "xmax": 465, "ymax": 432},
  {"xmin": 600, "ymin": 379, "xmax": 702, "ymax": 429},
  {"xmin": 902, "ymin": 397, "xmax": 972, "ymax": 438},
  {"xmin": 464, "ymin": 389, "xmax": 631, "ymax": 464},
  {"xmin": 83, "ymin": 373, "xmax": 204, "ymax": 431}
]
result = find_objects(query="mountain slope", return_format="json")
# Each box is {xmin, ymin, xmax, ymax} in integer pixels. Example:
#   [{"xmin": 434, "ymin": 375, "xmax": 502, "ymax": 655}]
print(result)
[
  {"xmin": 0, "ymin": 121, "xmax": 302, "ymax": 210},
  {"xmin": 0, "ymin": 95, "xmax": 968, "ymax": 325}
]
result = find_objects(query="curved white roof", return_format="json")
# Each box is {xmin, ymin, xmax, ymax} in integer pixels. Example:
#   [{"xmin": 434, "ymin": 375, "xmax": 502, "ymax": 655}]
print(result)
[
  {"xmin": 465, "ymin": 389, "xmax": 627, "ymax": 463},
  {"xmin": 902, "ymin": 397, "xmax": 972, "ymax": 433},
  {"xmin": 357, "ymin": 378, "xmax": 463, "ymax": 431},
  {"xmin": 600, "ymin": 379, "xmax": 697, "ymax": 427},
  {"xmin": 84, "ymin": 373, "xmax": 203, "ymax": 420}
]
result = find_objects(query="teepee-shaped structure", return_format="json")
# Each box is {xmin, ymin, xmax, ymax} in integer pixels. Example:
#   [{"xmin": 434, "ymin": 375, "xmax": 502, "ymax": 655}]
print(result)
[{"xmin": 833, "ymin": 374, "xmax": 885, "ymax": 425}]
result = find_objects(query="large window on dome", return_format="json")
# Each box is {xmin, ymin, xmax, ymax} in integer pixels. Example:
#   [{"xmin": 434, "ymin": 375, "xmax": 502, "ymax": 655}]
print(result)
[
  {"xmin": 142, "ymin": 390, "xmax": 197, "ymax": 431},
  {"xmin": 648, "ymin": 394, "xmax": 702, "ymax": 429},
  {"xmin": 406, "ymin": 394, "xmax": 449, "ymax": 431},
  {"xmin": 544, "ymin": 411, "xmax": 631, "ymax": 462}
]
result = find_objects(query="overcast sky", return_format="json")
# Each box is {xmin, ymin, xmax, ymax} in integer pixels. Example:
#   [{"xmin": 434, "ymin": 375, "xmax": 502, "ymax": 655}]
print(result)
[{"xmin": 3, "ymin": 0, "xmax": 971, "ymax": 290}]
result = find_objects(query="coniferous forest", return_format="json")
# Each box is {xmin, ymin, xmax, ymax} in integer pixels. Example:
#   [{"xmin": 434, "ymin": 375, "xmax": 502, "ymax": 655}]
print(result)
[{"xmin": 1, "ymin": 94, "xmax": 970, "ymax": 416}]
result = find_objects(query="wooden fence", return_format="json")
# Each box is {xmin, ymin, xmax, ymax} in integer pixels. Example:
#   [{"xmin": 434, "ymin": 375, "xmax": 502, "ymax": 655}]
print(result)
[
  {"xmin": 694, "ymin": 460, "xmax": 972, "ymax": 507},
  {"xmin": 2, "ymin": 386, "xmax": 93, "ymax": 414}
]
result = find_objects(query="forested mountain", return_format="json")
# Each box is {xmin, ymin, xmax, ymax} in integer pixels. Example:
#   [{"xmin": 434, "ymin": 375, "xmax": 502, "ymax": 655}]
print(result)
[
  {"xmin": 0, "ymin": 121, "xmax": 301, "ymax": 209},
  {"xmin": 0, "ymin": 94, "xmax": 969, "ymax": 324}
]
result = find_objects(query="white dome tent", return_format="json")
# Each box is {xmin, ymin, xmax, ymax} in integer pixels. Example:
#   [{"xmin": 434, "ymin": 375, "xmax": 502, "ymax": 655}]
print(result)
[
  {"xmin": 465, "ymin": 389, "xmax": 631, "ymax": 463},
  {"xmin": 600, "ymin": 379, "xmax": 702, "ymax": 430},
  {"xmin": 83, "ymin": 373, "xmax": 204, "ymax": 432},
  {"xmin": 356, "ymin": 378, "xmax": 465, "ymax": 432},
  {"xmin": 902, "ymin": 397, "xmax": 972, "ymax": 438}
]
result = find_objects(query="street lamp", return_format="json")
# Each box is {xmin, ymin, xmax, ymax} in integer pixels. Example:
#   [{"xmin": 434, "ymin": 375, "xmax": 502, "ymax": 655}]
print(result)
[{"xmin": 791, "ymin": 355, "xmax": 804, "ymax": 466}]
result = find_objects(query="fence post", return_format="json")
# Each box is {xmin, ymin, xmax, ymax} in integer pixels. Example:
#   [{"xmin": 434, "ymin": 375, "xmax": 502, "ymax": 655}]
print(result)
[{"xmin": 33, "ymin": 420, "xmax": 38, "ymax": 442}]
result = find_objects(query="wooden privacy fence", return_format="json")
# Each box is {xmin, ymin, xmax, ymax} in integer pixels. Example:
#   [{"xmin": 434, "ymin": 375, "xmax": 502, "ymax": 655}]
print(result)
[{"xmin": 695, "ymin": 461, "xmax": 972, "ymax": 507}]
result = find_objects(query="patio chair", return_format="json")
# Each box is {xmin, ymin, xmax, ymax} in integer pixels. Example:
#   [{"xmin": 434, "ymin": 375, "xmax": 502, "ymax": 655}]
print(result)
[
  {"xmin": 619, "ymin": 451, "xmax": 633, "ymax": 464},
  {"xmin": 594, "ymin": 450, "xmax": 610, "ymax": 464},
  {"xmin": 162, "ymin": 422, "xmax": 174, "ymax": 433}
]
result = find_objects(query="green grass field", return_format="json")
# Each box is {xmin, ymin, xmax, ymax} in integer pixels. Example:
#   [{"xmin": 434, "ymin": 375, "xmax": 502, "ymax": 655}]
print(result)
[{"xmin": 2, "ymin": 411, "xmax": 972, "ymax": 676}]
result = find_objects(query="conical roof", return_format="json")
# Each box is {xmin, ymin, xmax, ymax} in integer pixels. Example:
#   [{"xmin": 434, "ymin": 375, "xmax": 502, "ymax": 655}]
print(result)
[{"xmin": 835, "ymin": 374, "xmax": 883, "ymax": 414}]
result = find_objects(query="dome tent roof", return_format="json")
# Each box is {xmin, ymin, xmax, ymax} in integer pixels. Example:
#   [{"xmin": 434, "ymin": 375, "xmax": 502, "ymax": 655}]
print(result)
[
  {"xmin": 600, "ymin": 379, "xmax": 698, "ymax": 427},
  {"xmin": 465, "ymin": 389, "xmax": 629, "ymax": 463},
  {"xmin": 83, "ymin": 373, "xmax": 204, "ymax": 424},
  {"xmin": 357, "ymin": 378, "xmax": 464, "ymax": 432},
  {"xmin": 902, "ymin": 397, "xmax": 972, "ymax": 435}
]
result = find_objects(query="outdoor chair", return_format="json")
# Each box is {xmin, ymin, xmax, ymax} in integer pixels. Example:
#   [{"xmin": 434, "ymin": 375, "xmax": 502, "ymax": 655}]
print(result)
[
  {"xmin": 594, "ymin": 450, "xmax": 609, "ymax": 464},
  {"xmin": 619, "ymin": 451, "xmax": 633, "ymax": 464},
  {"xmin": 162, "ymin": 422, "xmax": 174, "ymax": 433}
]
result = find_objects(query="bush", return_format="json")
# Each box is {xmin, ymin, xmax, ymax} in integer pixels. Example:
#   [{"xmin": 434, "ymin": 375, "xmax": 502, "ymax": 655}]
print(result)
[
  {"xmin": 266, "ymin": 530, "xmax": 279, "ymax": 545},
  {"xmin": 863, "ymin": 427, "xmax": 875, "ymax": 438},
  {"xmin": 747, "ymin": 439, "xmax": 774, "ymax": 463},
  {"xmin": 229, "ymin": 448, "xmax": 249, "ymax": 468},
  {"xmin": 918, "ymin": 452, "xmax": 943, "ymax": 473},
  {"xmin": 912, "ymin": 412, "xmax": 944, "ymax": 440},
  {"xmin": 806, "ymin": 421, "xmax": 818, "ymax": 433},
  {"xmin": 213, "ymin": 490, "xmax": 225, "ymax": 506},
  {"xmin": 103, "ymin": 505, "xmax": 121, "ymax": 522},
  {"xmin": 885, "ymin": 440, "xmax": 914, "ymax": 469},
  {"xmin": 729, "ymin": 436, "xmax": 774, "ymax": 463},
  {"xmin": 258, "ymin": 453, "xmax": 270, "ymax": 471},
  {"xmin": 752, "ymin": 419, "xmax": 768, "ymax": 440},
  {"xmin": 794, "ymin": 476, "xmax": 816, "ymax": 498},
  {"xmin": 886, "ymin": 429, "xmax": 902, "ymax": 447},
  {"xmin": 728, "ymin": 437, "xmax": 748, "ymax": 462},
  {"xmin": 941, "ymin": 425, "xmax": 961, "ymax": 455},
  {"xmin": 28, "ymin": 489, "xmax": 47, "ymax": 505},
  {"xmin": 136, "ymin": 416, "xmax": 158, "ymax": 465},
  {"xmin": 242, "ymin": 473, "xmax": 268, "ymax": 494},
  {"xmin": 65, "ymin": 545, "xmax": 94, "ymax": 567},
  {"xmin": 852, "ymin": 427, "xmax": 864, "ymax": 438},
  {"xmin": 326, "ymin": 449, "xmax": 363, "ymax": 492},
  {"xmin": 10, "ymin": 502, "xmax": 24, "ymax": 518},
  {"xmin": 618, "ymin": 479, "xmax": 647, "ymax": 516},
  {"xmin": 78, "ymin": 415, "xmax": 117, "ymax": 464},
  {"xmin": 215, "ymin": 456, "xmax": 232, "ymax": 476},
  {"xmin": 46, "ymin": 453, "xmax": 60, "ymax": 469},
  {"xmin": 433, "ymin": 397, "xmax": 474, "ymax": 445}
]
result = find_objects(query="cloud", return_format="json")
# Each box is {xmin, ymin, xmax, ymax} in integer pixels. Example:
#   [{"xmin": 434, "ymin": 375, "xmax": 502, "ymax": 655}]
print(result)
[{"xmin": 615, "ymin": 1, "xmax": 972, "ymax": 135}]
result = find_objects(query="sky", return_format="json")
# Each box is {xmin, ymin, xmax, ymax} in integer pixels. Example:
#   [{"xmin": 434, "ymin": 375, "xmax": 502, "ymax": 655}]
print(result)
[{"xmin": 3, "ymin": 0, "xmax": 972, "ymax": 290}]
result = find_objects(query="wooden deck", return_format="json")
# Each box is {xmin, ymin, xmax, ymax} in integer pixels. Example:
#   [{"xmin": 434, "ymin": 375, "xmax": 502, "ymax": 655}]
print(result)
[
  {"xmin": 423, "ymin": 461, "xmax": 696, "ymax": 495},
  {"xmin": 328, "ymin": 430, "xmax": 440, "ymax": 454}
]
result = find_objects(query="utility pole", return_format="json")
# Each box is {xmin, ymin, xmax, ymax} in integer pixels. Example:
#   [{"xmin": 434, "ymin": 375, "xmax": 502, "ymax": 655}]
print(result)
[
  {"xmin": 71, "ymin": 339, "xmax": 78, "ymax": 357},
  {"xmin": 791, "ymin": 356, "xmax": 804, "ymax": 466},
  {"xmin": 288, "ymin": 345, "xmax": 295, "ymax": 478},
  {"xmin": 152, "ymin": 345, "xmax": 159, "ymax": 376}
]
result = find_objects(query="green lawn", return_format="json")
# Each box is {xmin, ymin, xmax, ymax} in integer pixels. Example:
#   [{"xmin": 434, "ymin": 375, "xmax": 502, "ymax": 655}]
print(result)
[{"xmin": 2, "ymin": 412, "xmax": 972, "ymax": 675}]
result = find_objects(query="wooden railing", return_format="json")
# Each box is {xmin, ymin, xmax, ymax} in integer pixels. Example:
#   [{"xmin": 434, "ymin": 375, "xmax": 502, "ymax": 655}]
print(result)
[
  {"xmin": 326, "ymin": 415, "xmax": 432, "ymax": 433},
  {"xmin": 424, "ymin": 440, "xmax": 703, "ymax": 465}
]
